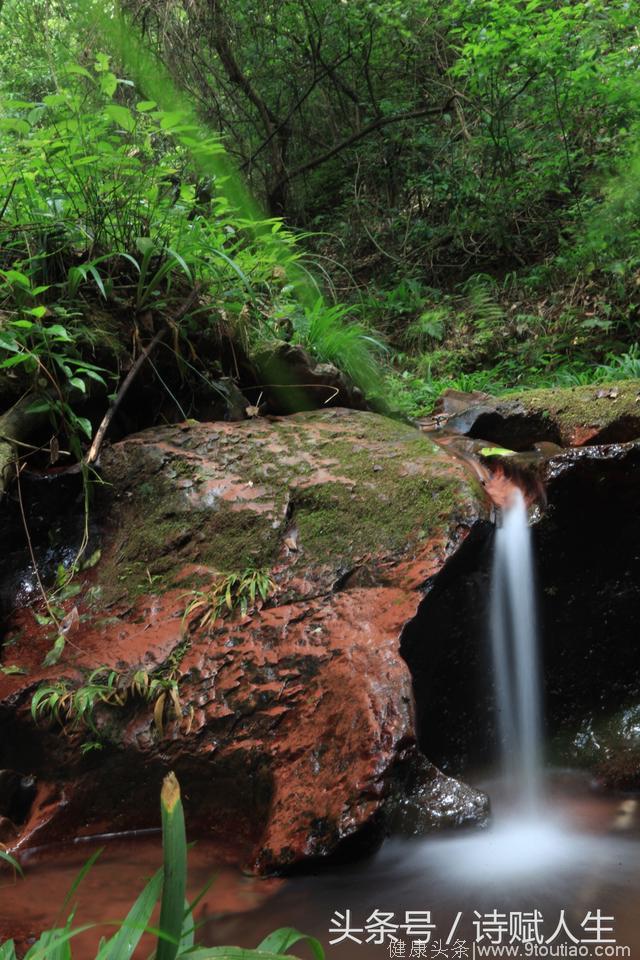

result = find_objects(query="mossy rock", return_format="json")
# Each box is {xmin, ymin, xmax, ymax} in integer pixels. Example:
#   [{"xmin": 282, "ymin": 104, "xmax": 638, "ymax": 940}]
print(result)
[
  {"xmin": 439, "ymin": 381, "xmax": 640, "ymax": 449},
  {"xmin": 506, "ymin": 380, "xmax": 640, "ymax": 446},
  {"xmin": 0, "ymin": 407, "xmax": 491, "ymax": 870},
  {"xmin": 96, "ymin": 407, "xmax": 486, "ymax": 604}
]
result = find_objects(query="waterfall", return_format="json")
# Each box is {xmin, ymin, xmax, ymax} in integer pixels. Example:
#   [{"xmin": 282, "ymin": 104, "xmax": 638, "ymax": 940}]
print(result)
[{"xmin": 490, "ymin": 488, "xmax": 543, "ymax": 810}]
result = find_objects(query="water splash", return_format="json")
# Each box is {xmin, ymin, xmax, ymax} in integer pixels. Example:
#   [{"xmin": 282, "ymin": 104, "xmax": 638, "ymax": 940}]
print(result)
[{"xmin": 490, "ymin": 488, "xmax": 543, "ymax": 810}]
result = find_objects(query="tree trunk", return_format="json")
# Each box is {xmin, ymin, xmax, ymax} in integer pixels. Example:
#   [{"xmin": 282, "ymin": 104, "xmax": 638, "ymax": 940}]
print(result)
[{"xmin": 0, "ymin": 394, "xmax": 49, "ymax": 497}]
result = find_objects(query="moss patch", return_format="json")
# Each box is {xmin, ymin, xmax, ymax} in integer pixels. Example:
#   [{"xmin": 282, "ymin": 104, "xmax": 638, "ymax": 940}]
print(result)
[
  {"xmin": 96, "ymin": 409, "xmax": 485, "ymax": 604},
  {"xmin": 506, "ymin": 380, "xmax": 640, "ymax": 443},
  {"xmin": 294, "ymin": 471, "xmax": 465, "ymax": 565}
]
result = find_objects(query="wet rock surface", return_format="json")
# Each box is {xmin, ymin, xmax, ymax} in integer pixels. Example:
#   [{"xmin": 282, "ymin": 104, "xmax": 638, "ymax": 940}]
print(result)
[
  {"xmin": 540, "ymin": 441, "xmax": 640, "ymax": 786},
  {"xmin": 427, "ymin": 380, "xmax": 640, "ymax": 449},
  {"xmin": 0, "ymin": 408, "xmax": 490, "ymax": 871},
  {"xmin": 385, "ymin": 753, "xmax": 489, "ymax": 836}
]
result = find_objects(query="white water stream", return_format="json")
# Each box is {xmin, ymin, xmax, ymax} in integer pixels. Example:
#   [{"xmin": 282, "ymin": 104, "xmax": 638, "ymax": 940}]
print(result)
[{"xmin": 490, "ymin": 488, "xmax": 543, "ymax": 810}]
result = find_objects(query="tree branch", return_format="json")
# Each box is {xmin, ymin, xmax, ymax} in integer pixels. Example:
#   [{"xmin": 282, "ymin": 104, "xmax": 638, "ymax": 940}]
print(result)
[
  {"xmin": 272, "ymin": 100, "xmax": 452, "ymax": 191},
  {"xmin": 85, "ymin": 288, "xmax": 199, "ymax": 466}
]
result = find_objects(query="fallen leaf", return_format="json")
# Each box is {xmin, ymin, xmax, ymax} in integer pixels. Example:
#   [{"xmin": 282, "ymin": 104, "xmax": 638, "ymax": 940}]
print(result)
[
  {"xmin": 60, "ymin": 606, "xmax": 80, "ymax": 637},
  {"xmin": 479, "ymin": 446, "xmax": 516, "ymax": 458}
]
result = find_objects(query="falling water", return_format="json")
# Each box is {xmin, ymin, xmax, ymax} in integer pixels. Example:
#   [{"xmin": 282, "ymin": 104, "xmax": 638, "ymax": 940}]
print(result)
[{"xmin": 490, "ymin": 488, "xmax": 543, "ymax": 810}]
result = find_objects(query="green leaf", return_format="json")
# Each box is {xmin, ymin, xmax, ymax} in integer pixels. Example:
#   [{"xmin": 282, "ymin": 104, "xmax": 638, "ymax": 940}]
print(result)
[
  {"xmin": 97, "ymin": 868, "xmax": 163, "ymax": 960},
  {"xmin": 94, "ymin": 52, "xmax": 110, "ymax": 72},
  {"xmin": 61, "ymin": 63, "xmax": 94, "ymax": 80},
  {"xmin": 0, "ymin": 334, "xmax": 20, "ymax": 353},
  {"xmin": 104, "ymin": 104, "xmax": 136, "ymax": 133},
  {"xmin": 135, "ymin": 236, "xmax": 155, "ymax": 257},
  {"xmin": 136, "ymin": 100, "xmax": 157, "ymax": 112},
  {"xmin": 0, "ymin": 353, "xmax": 26, "ymax": 368},
  {"xmin": 42, "ymin": 635, "xmax": 65, "ymax": 667},
  {"xmin": 46, "ymin": 324, "xmax": 73, "ymax": 341},
  {"xmin": 42, "ymin": 93, "xmax": 67, "ymax": 108},
  {"xmin": 0, "ymin": 118, "xmax": 30, "ymax": 135},
  {"xmin": 258, "ymin": 928, "xmax": 325, "ymax": 960},
  {"xmin": 82, "ymin": 549, "xmax": 102, "ymax": 570},
  {"xmin": 167, "ymin": 247, "xmax": 193, "ymax": 282},
  {"xmin": 22, "ymin": 925, "xmax": 96, "ymax": 960},
  {"xmin": 2, "ymin": 269, "xmax": 30, "ymax": 288},
  {"xmin": 82, "ymin": 368, "xmax": 107, "ymax": 385},
  {"xmin": 74, "ymin": 416, "xmax": 93, "ymax": 439},
  {"xmin": 25, "ymin": 401, "xmax": 54, "ymax": 415},
  {"xmin": 100, "ymin": 72, "xmax": 118, "ymax": 96},
  {"xmin": 479, "ymin": 446, "xmax": 516, "ymax": 457},
  {"xmin": 88, "ymin": 265, "xmax": 107, "ymax": 300},
  {"xmin": 69, "ymin": 377, "xmax": 86, "ymax": 393}
]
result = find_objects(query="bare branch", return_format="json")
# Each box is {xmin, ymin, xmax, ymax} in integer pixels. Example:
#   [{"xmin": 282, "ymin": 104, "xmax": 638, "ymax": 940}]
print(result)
[{"xmin": 272, "ymin": 100, "xmax": 453, "ymax": 192}]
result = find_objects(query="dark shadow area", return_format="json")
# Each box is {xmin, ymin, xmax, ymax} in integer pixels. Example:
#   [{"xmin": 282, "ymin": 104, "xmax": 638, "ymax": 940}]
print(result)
[
  {"xmin": 400, "ymin": 522, "xmax": 495, "ymax": 773},
  {"xmin": 0, "ymin": 471, "xmax": 88, "ymax": 619}
]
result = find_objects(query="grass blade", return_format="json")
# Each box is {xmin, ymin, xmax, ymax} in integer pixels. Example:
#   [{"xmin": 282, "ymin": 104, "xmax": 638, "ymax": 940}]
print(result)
[
  {"xmin": 96, "ymin": 867, "xmax": 163, "ymax": 960},
  {"xmin": 60, "ymin": 846, "xmax": 103, "ymax": 915},
  {"xmin": 156, "ymin": 771, "xmax": 187, "ymax": 960},
  {"xmin": 258, "ymin": 929, "xmax": 325, "ymax": 960},
  {"xmin": 0, "ymin": 849, "xmax": 23, "ymax": 877},
  {"xmin": 22, "ymin": 925, "xmax": 96, "ymax": 960}
]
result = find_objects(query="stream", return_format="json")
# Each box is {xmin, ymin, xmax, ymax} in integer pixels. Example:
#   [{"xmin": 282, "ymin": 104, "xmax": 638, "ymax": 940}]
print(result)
[{"xmin": 1, "ymin": 772, "xmax": 639, "ymax": 958}]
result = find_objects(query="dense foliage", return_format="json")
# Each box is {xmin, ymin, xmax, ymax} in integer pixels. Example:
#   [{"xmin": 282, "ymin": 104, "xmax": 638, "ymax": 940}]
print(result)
[
  {"xmin": 2, "ymin": 0, "xmax": 640, "ymax": 433},
  {"xmin": 124, "ymin": 0, "xmax": 640, "ymax": 406}
]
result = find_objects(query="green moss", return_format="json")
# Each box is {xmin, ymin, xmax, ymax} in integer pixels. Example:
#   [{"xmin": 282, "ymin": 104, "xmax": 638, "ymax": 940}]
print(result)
[
  {"xmin": 100, "ymin": 502, "xmax": 284, "ymax": 604},
  {"xmin": 294, "ymin": 472, "xmax": 462, "ymax": 564},
  {"xmin": 506, "ymin": 379, "xmax": 640, "ymax": 436},
  {"xmin": 290, "ymin": 428, "xmax": 476, "ymax": 564}
]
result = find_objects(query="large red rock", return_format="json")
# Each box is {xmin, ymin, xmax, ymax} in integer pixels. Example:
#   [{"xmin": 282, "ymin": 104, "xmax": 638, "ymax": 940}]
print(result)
[{"xmin": 0, "ymin": 408, "xmax": 490, "ymax": 871}]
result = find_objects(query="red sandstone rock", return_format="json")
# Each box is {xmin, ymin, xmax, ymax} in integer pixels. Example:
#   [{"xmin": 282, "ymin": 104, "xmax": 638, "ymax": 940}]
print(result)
[{"xmin": 0, "ymin": 408, "xmax": 490, "ymax": 871}]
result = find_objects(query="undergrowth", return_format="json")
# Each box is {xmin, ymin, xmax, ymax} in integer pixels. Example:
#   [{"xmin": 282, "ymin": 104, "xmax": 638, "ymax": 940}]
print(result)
[{"xmin": 31, "ymin": 663, "xmax": 186, "ymax": 751}]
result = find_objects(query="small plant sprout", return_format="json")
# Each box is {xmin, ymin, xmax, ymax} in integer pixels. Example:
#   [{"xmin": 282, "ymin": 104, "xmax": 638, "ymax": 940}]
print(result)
[{"xmin": 182, "ymin": 566, "xmax": 276, "ymax": 631}]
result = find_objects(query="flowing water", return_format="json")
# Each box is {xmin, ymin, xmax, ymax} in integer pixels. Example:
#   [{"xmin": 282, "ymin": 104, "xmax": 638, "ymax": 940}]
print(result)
[
  {"xmin": 3, "ymin": 779, "xmax": 640, "ymax": 958},
  {"xmin": 490, "ymin": 489, "xmax": 542, "ymax": 811}
]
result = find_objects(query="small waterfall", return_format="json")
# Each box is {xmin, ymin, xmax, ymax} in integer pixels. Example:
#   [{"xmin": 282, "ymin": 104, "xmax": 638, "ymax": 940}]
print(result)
[{"xmin": 490, "ymin": 488, "xmax": 543, "ymax": 811}]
